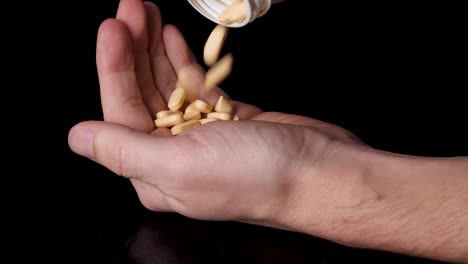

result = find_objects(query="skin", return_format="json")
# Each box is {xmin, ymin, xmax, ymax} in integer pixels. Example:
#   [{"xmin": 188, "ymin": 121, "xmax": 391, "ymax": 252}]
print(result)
[{"xmin": 68, "ymin": 0, "xmax": 468, "ymax": 263}]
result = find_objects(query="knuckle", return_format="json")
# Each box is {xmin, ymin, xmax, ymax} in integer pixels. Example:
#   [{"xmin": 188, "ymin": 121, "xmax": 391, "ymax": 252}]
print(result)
[
  {"xmin": 96, "ymin": 138, "xmax": 134, "ymax": 177},
  {"xmin": 117, "ymin": 143, "xmax": 136, "ymax": 178},
  {"xmin": 105, "ymin": 95, "xmax": 142, "ymax": 118},
  {"xmin": 93, "ymin": 130, "xmax": 145, "ymax": 179}
]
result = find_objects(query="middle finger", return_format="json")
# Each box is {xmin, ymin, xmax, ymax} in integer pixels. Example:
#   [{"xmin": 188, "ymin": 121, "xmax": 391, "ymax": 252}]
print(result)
[{"xmin": 117, "ymin": 0, "xmax": 167, "ymax": 116}]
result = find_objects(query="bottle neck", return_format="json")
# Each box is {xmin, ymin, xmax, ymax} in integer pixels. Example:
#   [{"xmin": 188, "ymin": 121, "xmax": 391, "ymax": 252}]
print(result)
[
  {"xmin": 187, "ymin": 0, "xmax": 280, "ymax": 27},
  {"xmin": 250, "ymin": 0, "xmax": 271, "ymax": 18}
]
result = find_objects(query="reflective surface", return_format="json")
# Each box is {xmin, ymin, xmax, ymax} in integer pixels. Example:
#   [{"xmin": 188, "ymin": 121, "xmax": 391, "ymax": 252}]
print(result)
[{"xmin": 116, "ymin": 213, "xmax": 449, "ymax": 264}]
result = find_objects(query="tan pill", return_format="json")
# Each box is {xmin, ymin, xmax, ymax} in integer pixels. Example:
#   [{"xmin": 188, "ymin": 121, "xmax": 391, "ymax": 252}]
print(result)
[
  {"xmin": 205, "ymin": 53, "xmax": 233, "ymax": 90},
  {"xmin": 219, "ymin": 0, "xmax": 247, "ymax": 24},
  {"xmin": 233, "ymin": 115, "xmax": 239, "ymax": 121},
  {"xmin": 185, "ymin": 101, "xmax": 197, "ymax": 114},
  {"xmin": 193, "ymin": 99, "xmax": 213, "ymax": 113},
  {"xmin": 155, "ymin": 113, "xmax": 184, "ymax": 128},
  {"xmin": 171, "ymin": 120, "xmax": 201, "ymax": 136},
  {"xmin": 156, "ymin": 110, "xmax": 182, "ymax": 119},
  {"xmin": 200, "ymin": 118, "xmax": 217, "ymax": 125},
  {"xmin": 204, "ymin": 25, "xmax": 229, "ymax": 67},
  {"xmin": 214, "ymin": 96, "xmax": 233, "ymax": 114},
  {"xmin": 207, "ymin": 112, "xmax": 233, "ymax": 120},
  {"xmin": 183, "ymin": 111, "xmax": 201, "ymax": 121},
  {"xmin": 167, "ymin": 88, "xmax": 185, "ymax": 111}
]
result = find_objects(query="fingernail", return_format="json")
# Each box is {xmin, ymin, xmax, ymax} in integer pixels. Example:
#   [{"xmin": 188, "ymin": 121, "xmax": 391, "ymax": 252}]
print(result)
[{"xmin": 68, "ymin": 124, "xmax": 97, "ymax": 160}]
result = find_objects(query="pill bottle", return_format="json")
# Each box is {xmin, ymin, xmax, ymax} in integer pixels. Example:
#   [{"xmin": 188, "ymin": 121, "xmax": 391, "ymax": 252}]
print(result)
[{"xmin": 186, "ymin": 0, "xmax": 285, "ymax": 28}]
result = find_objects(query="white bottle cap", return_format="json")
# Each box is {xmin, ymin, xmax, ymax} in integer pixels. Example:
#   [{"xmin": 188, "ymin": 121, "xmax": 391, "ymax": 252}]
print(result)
[{"xmin": 186, "ymin": 0, "xmax": 276, "ymax": 28}]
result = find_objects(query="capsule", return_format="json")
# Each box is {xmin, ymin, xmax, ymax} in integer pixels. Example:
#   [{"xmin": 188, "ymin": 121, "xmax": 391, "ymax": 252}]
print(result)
[
  {"xmin": 171, "ymin": 120, "xmax": 201, "ymax": 135},
  {"xmin": 200, "ymin": 118, "xmax": 218, "ymax": 125},
  {"xmin": 155, "ymin": 113, "xmax": 184, "ymax": 128},
  {"xmin": 193, "ymin": 99, "xmax": 213, "ymax": 114},
  {"xmin": 207, "ymin": 112, "xmax": 233, "ymax": 121},
  {"xmin": 214, "ymin": 96, "xmax": 233, "ymax": 114},
  {"xmin": 183, "ymin": 111, "xmax": 202, "ymax": 121},
  {"xmin": 156, "ymin": 110, "xmax": 182, "ymax": 119},
  {"xmin": 167, "ymin": 88, "xmax": 185, "ymax": 111}
]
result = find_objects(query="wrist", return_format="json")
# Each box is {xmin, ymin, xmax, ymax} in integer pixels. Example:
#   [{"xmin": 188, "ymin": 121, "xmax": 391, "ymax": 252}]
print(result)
[
  {"xmin": 356, "ymin": 152, "xmax": 468, "ymax": 262},
  {"xmin": 275, "ymin": 141, "xmax": 382, "ymax": 242},
  {"xmin": 277, "ymin": 140, "xmax": 468, "ymax": 262}
]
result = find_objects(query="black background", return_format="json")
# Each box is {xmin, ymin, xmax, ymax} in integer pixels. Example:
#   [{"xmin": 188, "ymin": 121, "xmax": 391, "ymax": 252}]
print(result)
[{"xmin": 17, "ymin": 0, "xmax": 466, "ymax": 263}]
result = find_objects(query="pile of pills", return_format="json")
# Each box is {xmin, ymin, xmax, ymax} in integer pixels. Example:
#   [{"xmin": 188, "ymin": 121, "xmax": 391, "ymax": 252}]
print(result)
[
  {"xmin": 155, "ymin": 90, "xmax": 238, "ymax": 135},
  {"xmin": 154, "ymin": 1, "xmax": 247, "ymax": 135}
]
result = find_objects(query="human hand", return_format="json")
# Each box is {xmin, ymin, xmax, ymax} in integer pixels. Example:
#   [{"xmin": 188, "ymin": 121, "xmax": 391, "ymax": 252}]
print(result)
[
  {"xmin": 68, "ymin": 0, "xmax": 363, "ymax": 228},
  {"xmin": 68, "ymin": 0, "xmax": 468, "ymax": 262}
]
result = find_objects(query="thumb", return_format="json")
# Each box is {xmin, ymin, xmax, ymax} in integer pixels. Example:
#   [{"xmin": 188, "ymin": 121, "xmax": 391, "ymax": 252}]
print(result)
[{"xmin": 68, "ymin": 121, "xmax": 180, "ymax": 181}]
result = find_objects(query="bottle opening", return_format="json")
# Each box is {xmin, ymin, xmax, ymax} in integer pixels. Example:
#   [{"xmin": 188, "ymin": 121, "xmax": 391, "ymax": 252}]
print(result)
[{"xmin": 187, "ymin": 0, "xmax": 253, "ymax": 27}]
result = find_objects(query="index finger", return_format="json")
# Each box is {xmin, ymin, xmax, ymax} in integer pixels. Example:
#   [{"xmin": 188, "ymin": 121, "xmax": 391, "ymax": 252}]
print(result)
[{"xmin": 97, "ymin": 19, "xmax": 154, "ymax": 132}]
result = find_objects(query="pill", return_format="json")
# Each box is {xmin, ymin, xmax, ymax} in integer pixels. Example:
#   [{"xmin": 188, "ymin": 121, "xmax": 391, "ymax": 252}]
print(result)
[
  {"xmin": 193, "ymin": 99, "xmax": 213, "ymax": 114},
  {"xmin": 205, "ymin": 53, "xmax": 233, "ymax": 90},
  {"xmin": 171, "ymin": 120, "xmax": 201, "ymax": 136},
  {"xmin": 214, "ymin": 96, "xmax": 233, "ymax": 114},
  {"xmin": 177, "ymin": 68, "xmax": 200, "ymax": 103},
  {"xmin": 207, "ymin": 112, "xmax": 233, "ymax": 120},
  {"xmin": 204, "ymin": 25, "xmax": 229, "ymax": 67},
  {"xmin": 156, "ymin": 110, "xmax": 182, "ymax": 119},
  {"xmin": 185, "ymin": 101, "xmax": 197, "ymax": 114},
  {"xmin": 199, "ymin": 118, "xmax": 218, "ymax": 125},
  {"xmin": 167, "ymin": 88, "xmax": 185, "ymax": 111},
  {"xmin": 183, "ymin": 111, "xmax": 201, "ymax": 121},
  {"xmin": 233, "ymin": 115, "xmax": 239, "ymax": 121},
  {"xmin": 155, "ymin": 113, "xmax": 184, "ymax": 128},
  {"xmin": 219, "ymin": 0, "xmax": 247, "ymax": 24}
]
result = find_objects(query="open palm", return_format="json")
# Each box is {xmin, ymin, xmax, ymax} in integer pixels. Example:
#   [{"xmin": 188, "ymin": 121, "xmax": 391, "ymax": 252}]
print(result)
[{"xmin": 71, "ymin": 0, "xmax": 363, "ymax": 221}]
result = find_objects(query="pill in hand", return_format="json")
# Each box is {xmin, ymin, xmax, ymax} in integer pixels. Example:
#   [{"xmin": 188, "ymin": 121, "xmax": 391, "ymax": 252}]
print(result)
[
  {"xmin": 207, "ymin": 112, "xmax": 233, "ymax": 121},
  {"xmin": 167, "ymin": 87, "xmax": 186, "ymax": 111},
  {"xmin": 215, "ymin": 96, "xmax": 233, "ymax": 114},
  {"xmin": 155, "ymin": 113, "xmax": 184, "ymax": 128},
  {"xmin": 200, "ymin": 118, "xmax": 218, "ymax": 125},
  {"xmin": 193, "ymin": 99, "xmax": 213, "ymax": 114},
  {"xmin": 171, "ymin": 120, "xmax": 202, "ymax": 136},
  {"xmin": 183, "ymin": 111, "xmax": 202, "ymax": 121},
  {"xmin": 156, "ymin": 110, "xmax": 183, "ymax": 119}
]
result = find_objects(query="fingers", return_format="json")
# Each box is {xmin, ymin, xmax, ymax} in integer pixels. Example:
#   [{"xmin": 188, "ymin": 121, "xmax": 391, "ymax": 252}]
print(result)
[
  {"xmin": 117, "ymin": 0, "xmax": 166, "ymax": 116},
  {"xmin": 96, "ymin": 19, "xmax": 154, "ymax": 132},
  {"xmin": 68, "ymin": 121, "xmax": 186, "ymax": 185},
  {"xmin": 163, "ymin": 25, "xmax": 229, "ymax": 106},
  {"xmin": 144, "ymin": 2, "xmax": 179, "ymax": 101}
]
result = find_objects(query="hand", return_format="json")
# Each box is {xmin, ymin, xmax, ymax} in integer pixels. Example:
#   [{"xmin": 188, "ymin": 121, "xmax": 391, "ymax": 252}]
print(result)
[
  {"xmin": 68, "ymin": 0, "xmax": 362, "ymax": 229},
  {"xmin": 68, "ymin": 0, "xmax": 468, "ymax": 262}
]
